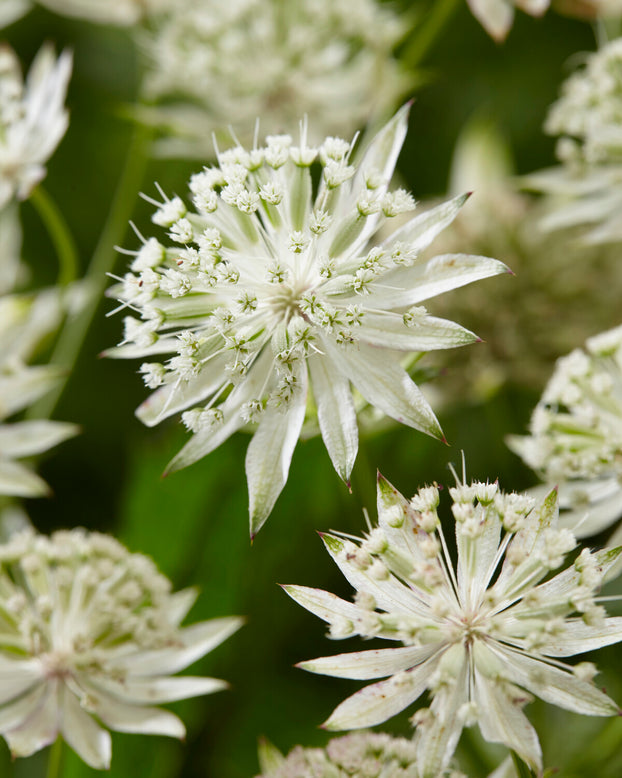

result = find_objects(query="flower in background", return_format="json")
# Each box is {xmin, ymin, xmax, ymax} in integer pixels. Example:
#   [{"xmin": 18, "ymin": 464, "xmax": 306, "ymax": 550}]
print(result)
[
  {"xmin": 418, "ymin": 119, "xmax": 622, "ymax": 403},
  {"xmin": 136, "ymin": 0, "xmax": 410, "ymax": 158},
  {"xmin": 0, "ymin": 528, "xmax": 243, "ymax": 769},
  {"xmin": 285, "ymin": 471, "xmax": 622, "ymax": 776},
  {"xmin": 0, "ymin": 0, "xmax": 172, "ymax": 26},
  {"xmin": 255, "ymin": 731, "xmax": 434, "ymax": 778},
  {"xmin": 466, "ymin": 0, "xmax": 549, "ymax": 41},
  {"xmin": 524, "ymin": 38, "xmax": 622, "ymax": 244},
  {"xmin": 553, "ymin": 0, "xmax": 622, "ymax": 19},
  {"xmin": 107, "ymin": 106, "xmax": 507, "ymax": 534},
  {"xmin": 0, "ymin": 44, "xmax": 71, "ymax": 209},
  {"xmin": 0, "ymin": 288, "xmax": 79, "ymax": 497},
  {"xmin": 508, "ymin": 324, "xmax": 622, "ymax": 538}
]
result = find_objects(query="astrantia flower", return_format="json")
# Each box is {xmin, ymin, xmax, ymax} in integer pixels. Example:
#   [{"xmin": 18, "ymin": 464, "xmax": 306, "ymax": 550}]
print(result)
[
  {"xmin": 0, "ymin": 288, "xmax": 79, "ymax": 497},
  {"xmin": 137, "ymin": 0, "xmax": 409, "ymax": 157},
  {"xmin": 524, "ymin": 38, "xmax": 622, "ymax": 244},
  {"xmin": 285, "ymin": 471, "xmax": 622, "ymax": 777},
  {"xmin": 0, "ymin": 44, "xmax": 71, "ymax": 208},
  {"xmin": 508, "ymin": 324, "xmax": 622, "ymax": 538},
  {"xmin": 466, "ymin": 0, "xmax": 549, "ymax": 41},
  {"xmin": 106, "ymin": 106, "xmax": 507, "ymax": 534},
  {"xmin": 0, "ymin": 528, "xmax": 242, "ymax": 769},
  {"xmin": 255, "ymin": 731, "xmax": 429, "ymax": 778}
]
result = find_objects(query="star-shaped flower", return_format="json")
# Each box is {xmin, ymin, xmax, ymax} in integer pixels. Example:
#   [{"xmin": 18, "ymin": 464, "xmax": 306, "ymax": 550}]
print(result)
[
  {"xmin": 285, "ymin": 470, "xmax": 622, "ymax": 776},
  {"xmin": 107, "ymin": 106, "xmax": 508, "ymax": 535},
  {"xmin": 0, "ymin": 528, "xmax": 242, "ymax": 769}
]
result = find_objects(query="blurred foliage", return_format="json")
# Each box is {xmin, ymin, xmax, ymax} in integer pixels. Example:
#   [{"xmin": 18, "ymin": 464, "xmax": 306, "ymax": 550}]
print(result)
[{"xmin": 1, "ymin": 2, "xmax": 619, "ymax": 777}]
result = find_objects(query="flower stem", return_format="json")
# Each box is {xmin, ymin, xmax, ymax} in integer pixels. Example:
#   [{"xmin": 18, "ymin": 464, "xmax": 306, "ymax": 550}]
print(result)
[
  {"xmin": 29, "ymin": 186, "xmax": 79, "ymax": 287},
  {"xmin": 46, "ymin": 738, "xmax": 63, "ymax": 778},
  {"xmin": 402, "ymin": 0, "xmax": 461, "ymax": 68},
  {"xmin": 29, "ymin": 123, "xmax": 152, "ymax": 420}
]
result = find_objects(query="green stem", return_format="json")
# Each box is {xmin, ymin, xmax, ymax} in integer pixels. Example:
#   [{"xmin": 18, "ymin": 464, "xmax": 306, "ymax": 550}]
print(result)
[
  {"xmin": 29, "ymin": 186, "xmax": 79, "ymax": 287},
  {"xmin": 28, "ymin": 123, "xmax": 152, "ymax": 420},
  {"xmin": 46, "ymin": 738, "xmax": 63, "ymax": 778},
  {"xmin": 402, "ymin": 0, "xmax": 461, "ymax": 68}
]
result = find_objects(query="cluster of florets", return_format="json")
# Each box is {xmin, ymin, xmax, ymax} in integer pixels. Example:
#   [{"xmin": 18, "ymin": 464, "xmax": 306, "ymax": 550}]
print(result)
[
  {"xmin": 509, "ymin": 324, "xmax": 622, "ymax": 537},
  {"xmin": 546, "ymin": 38, "xmax": 622, "ymax": 167},
  {"xmin": 255, "ymin": 732, "xmax": 431, "ymax": 778},
  {"xmin": 138, "ymin": 0, "xmax": 408, "ymax": 156},
  {"xmin": 286, "ymin": 472, "xmax": 622, "ymax": 775}
]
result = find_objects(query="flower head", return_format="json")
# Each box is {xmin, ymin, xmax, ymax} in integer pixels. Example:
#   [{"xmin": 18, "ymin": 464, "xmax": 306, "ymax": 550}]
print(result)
[
  {"xmin": 0, "ymin": 44, "xmax": 71, "ymax": 208},
  {"xmin": 466, "ymin": 0, "xmax": 549, "ymax": 42},
  {"xmin": 524, "ymin": 38, "xmax": 622, "ymax": 243},
  {"xmin": 0, "ymin": 528, "xmax": 243, "ymax": 769},
  {"xmin": 508, "ymin": 324, "xmax": 622, "ymax": 538},
  {"xmin": 255, "ymin": 731, "xmax": 428, "ymax": 778},
  {"xmin": 107, "ymin": 106, "xmax": 507, "ymax": 534},
  {"xmin": 137, "ymin": 0, "xmax": 409, "ymax": 157},
  {"xmin": 285, "ymin": 470, "xmax": 622, "ymax": 777}
]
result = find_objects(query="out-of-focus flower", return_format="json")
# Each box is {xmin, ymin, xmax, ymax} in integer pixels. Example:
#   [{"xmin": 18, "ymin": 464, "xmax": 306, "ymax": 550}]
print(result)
[
  {"xmin": 0, "ymin": 528, "xmax": 243, "ymax": 769},
  {"xmin": 0, "ymin": 44, "xmax": 71, "ymax": 209},
  {"xmin": 524, "ymin": 38, "xmax": 622, "ymax": 244},
  {"xmin": 0, "ymin": 0, "xmax": 173, "ymax": 26},
  {"xmin": 106, "ymin": 106, "xmax": 507, "ymax": 535},
  {"xmin": 553, "ymin": 0, "xmax": 622, "ymax": 19},
  {"xmin": 255, "ymin": 732, "xmax": 433, "ymax": 778},
  {"xmin": 136, "ymin": 0, "xmax": 410, "ymax": 157},
  {"xmin": 508, "ymin": 324, "xmax": 622, "ymax": 538},
  {"xmin": 0, "ymin": 288, "xmax": 79, "ymax": 497},
  {"xmin": 466, "ymin": 0, "xmax": 549, "ymax": 41},
  {"xmin": 0, "ymin": 202, "xmax": 24, "ymax": 295},
  {"xmin": 285, "ymin": 471, "xmax": 622, "ymax": 776},
  {"xmin": 0, "ymin": 0, "xmax": 30, "ymax": 27},
  {"xmin": 419, "ymin": 120, "xmax": 622, "ymax": 402}
]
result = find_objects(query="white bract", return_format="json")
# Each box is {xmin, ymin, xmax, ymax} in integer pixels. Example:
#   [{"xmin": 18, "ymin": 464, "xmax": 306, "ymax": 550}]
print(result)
[
  {"xmin": 0, "ymin": 528, "xmax": 243, "ymax": 769},
  {"xmin": 0, "ymin": 288, "xmax": 79, "ymax": 498},
  {"xmin": 525, "ymin": 38, "xmax": 622, "ymax": 244},
  {"xmin": 466, "ymin": 0, "xmax": 549, "ymax": 41},
  {"xmin": 107, "ymin": 106, "xmax": 508, "ymax": 535},
  {"xmin": 508, "ymin": 324, "xmax": 622, "ymax": 538},
  {"xmin": 285, "ymin": 472, "xmax": 622, "ymax": 777},
  {"xmin": 137, "ymin": 0, "xmax": 409, "ymax": 157},
  {"xmin": 0, "ymin": 44, "xmax": 71, "ymax": 208}
]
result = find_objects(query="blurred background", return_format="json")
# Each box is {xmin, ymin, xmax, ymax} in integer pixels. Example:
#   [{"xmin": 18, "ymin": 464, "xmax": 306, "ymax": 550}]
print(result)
[{"xmin": 4, "ymin": 1, "xmax": 622, "ymax": 776}]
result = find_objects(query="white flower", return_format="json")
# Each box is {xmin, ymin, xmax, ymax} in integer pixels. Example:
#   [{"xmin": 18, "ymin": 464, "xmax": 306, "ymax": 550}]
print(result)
[
  {"xmin": 524, "ymin": 38, "xmax": 622, "ymax": 244},
  {"xmin": 466, "ymin": 0, "xmax": 549, "ymax": 41},
  {"xmin": 0, "ymin": 528, "xmax": 243, "ymax": 769},
  {"xmin": 0, "ymin": 44, "xmax": 71, "ymax": 209},
  {"xmin": 555, "ymin": 0, "xmax": 622, "ymax": 18},
  {"xmin": 255, "ymin": 731, "xmax": 430, "ymax": 778},
  {"xmin": 508, "ymin": 324, "xmax": 622, "ymax": 538},
  {"xmin": 136, "ymin": 0, "xmax": 409, "ymax": 157},
  {"xmin": 106, "ymin": 106, "xmax": 508, "ymax": 535},
  {"xmin": 0, "ymin": 288, "xmax": 79, "ymax": 497},
  {"xmin": 285, "ymin": 471, "xmax": 622, "ymax": 777},
  {"xmin": 0, "ymin": 0, "xmax": 173, "ymax": 26}
]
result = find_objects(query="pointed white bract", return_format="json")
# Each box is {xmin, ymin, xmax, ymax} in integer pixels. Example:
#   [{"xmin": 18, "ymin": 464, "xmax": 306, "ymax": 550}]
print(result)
[
  {"xmin": 285, "ymin": 471, "xmax": 622, "ymax": 777},
  {"xmin": 0, "ymin": 528, "xmax": 243, "ymax": 769},
  {"xmin": 138, "ymin": 0, "xmax": 409, "ymax": 158},
  {"xmin": 255, "ymin": 731, "xmax": 445, "ymax": 778},
  {"xmin": 0, "ymin": 44, "xmax": 71, "ymax": 208},
  {"xmin": 508, "ymin": 324, "xmax": 622, "ymax": 538},
  {"xmin": 0, "ymin": 288, "xmax": 79, "ymax": 498},
  {"xmin": 524, "ymin": 38, "xmax": 622, "ymax": 244},
  {"xmin": 107, "ymin": 106, "xmax": 508, "ymax": 534},
  {"xmin": 466, "ymin": 0, "xmax": 549, "ymax": 41}
]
